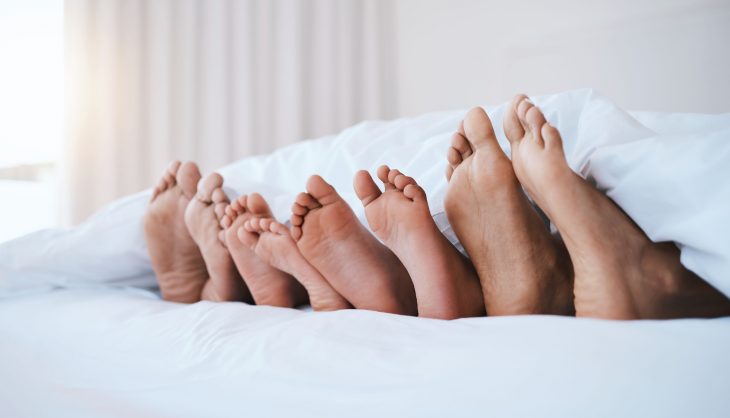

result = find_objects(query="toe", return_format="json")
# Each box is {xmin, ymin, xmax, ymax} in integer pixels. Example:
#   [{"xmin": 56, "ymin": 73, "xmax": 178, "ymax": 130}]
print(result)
[
  {"xmin": 211, "ymin": 188, "xmax": 228, "ymax": 204},
  {"xmin": 291, "ymin": 202, "xmax": 308, "ymax": 216},
  {"xmin": 445, "ymin": 165, "xmax": 454, "ymax": 181},
  {"xmin": 291, "ymin": 214, "xmax": 304, "ymax": 226},
  {"xmin": 214, "ymin": 202, "xmax": 227, "ymax": 220},
  {"xmin": 463, "ymin": 107, "xmax": 498, "ymax": 149},
  {"xmin": 291, "ymin": 225, "xmax": 303, "ymax": 241},
  {"xmin": 393, "ymin": 173, "xmax": 415, "ymax": 191},
  {"xmin": 197, "ymin": 172, "xmax": 224, "ymax": 202},
  {"xmin": 295, "ymin": 192, "xmax": 320, "ymax": 210},
  {"xmin": 305, "ymin": 175, "xmax": 340, "ymax": 206},
  {"xmin": 353, "ymin": 170, "xmax": 382, "ymax": 206},
  {"xmin": 166, "ymin": 160, "xmax": 182, "ymax": 176},
  {"xmin": 504, "ymin": 94, "xmax": 528, "ymax": 143},
  {"xmin": 177, "ymin": 161, "xmax": 202, "ymax": 199},
  {"xmin": 247, "ymin": 192, "xmax": 273, "ymax": 217},
  {"xmin": 541, "ymin": 122, "xmax": 564, "ymax": 150},
  {"xmin": 237, "ymin": 225, "xmax": 259, "ymax": 248},
  {"xmin": 377, "ymin": 165, "xmax": 396, "ymax": 191},
  {"xmin": 449, "ymin": 132, "xmax": 472, "ymax": 162},
  {"xmin": 269, "ymin": 221, "xmax": 290, "ymax": 236},
  {"xmin": 220, "ymin": 214, "xmax": 232, "ymax": 229},
  {"xmin": 403, "ymin": 183, "xmax": 426, "ymax": 201},
  {"xmin": 525, "ymin": 106, "xmax": 547, "ymax": 147}
]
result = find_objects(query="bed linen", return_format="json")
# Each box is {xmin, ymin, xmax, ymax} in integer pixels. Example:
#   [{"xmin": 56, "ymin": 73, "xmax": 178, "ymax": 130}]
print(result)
[
  {"xmin": 1, "ymin": 89, "xmax": 729, "ymax": 417},
  {"xmin": 1, "ymin": 288, "xmax": 729, "ymax": 418}
]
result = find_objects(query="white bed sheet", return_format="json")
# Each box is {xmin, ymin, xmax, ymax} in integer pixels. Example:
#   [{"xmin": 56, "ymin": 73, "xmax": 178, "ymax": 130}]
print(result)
[
  {"xmin": 1, "ymin": 89, "xmax": 730, "ymax": 417},
  {"xmin": 1, "ymin": 288, "xmax": 729, "ymax": 418}
]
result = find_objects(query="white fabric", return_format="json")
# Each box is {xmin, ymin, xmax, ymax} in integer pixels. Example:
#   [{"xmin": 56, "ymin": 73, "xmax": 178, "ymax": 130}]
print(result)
[
  {"xmin": 1, "ymin": 288, "xmax": 729, "ymax": 418},
  {"xmin": 1, "ymin": 88, "xmax": 728, "ymax": 297},
  {"xmin": 1, "ymin": 89, "xmax": 730, "ymax": 417}
]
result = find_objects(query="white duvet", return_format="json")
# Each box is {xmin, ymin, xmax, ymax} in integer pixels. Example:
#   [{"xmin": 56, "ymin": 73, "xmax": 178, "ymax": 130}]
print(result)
[{"xmin": 1, "ymin": 89, "xmax": 729, "ymax": 417}]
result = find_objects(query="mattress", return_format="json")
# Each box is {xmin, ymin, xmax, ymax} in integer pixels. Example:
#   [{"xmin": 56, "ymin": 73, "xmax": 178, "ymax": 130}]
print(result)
[
  {"xmin": 2, "ymin": 288, "xmax": 729, "ymax": 418},
  {"xmin": 1, "ymin": 89, "xmax": 729, "ymax": 417}
]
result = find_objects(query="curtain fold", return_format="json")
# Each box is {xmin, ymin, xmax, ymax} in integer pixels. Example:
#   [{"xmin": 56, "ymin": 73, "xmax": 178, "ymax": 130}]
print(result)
[{"xmin": 64, "ymin": 0, "xmax": 397, "ymax": 224}]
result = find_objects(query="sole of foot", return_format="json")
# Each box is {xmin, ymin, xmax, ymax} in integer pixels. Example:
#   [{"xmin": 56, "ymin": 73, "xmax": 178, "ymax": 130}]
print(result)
[
  {"xmin": 241, "ymin": 217, "xmax": 351, "ymax": 311},
  {"xmin": 354, "ymin": 165, "xmax": 484, "ymax": 319},
  {"xmin": 504, "ymin": 94, "xmax": 730, "ymax": 319},
  {"xmin": 220, "ymin": 193, "xmax": 308, "ymax": 308},
  {"xmin": 291, "ymin": 175, "xmax": 418, "ymax": 316},
  {"xmin": 184, "ymin": 172, "xmax": 251, "ymax": 302},
  {"xmin": 444, "ymin": 107, "xmax": 574, "ymax": 316},
  {"xmin": 143, "ymin": 161, "xmax": 209, "ymax": 303}
]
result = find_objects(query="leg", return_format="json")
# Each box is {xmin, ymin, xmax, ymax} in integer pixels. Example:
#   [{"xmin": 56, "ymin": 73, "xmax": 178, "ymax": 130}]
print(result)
[
  {"xmin": 143, "ymin": 161, "xmax": 209, "ymax": 303},
  {"xmin": 291, "ymin": 175, "xmax": 418, "ymax": 315},
  {"xmin": 220, "ymin": 193, "xmax": 308, "ymax": 308},
  {"xmin": 505, "ymin": 95, "xmax": 730, "ymax": 319},
  {"xmin": 184, "ymin": 172, "xmax": 251, "ymax": 302},
  {"xmin": 240, "ymin": 217, "xmax": 351, "ymax": 311},
  {"xmin": 444, "ymin": 108, "xmax": 574, "ymax": 315},
  {"xmin": 354, "ymin": 166, "xmax": 484, "ymax": 319}
]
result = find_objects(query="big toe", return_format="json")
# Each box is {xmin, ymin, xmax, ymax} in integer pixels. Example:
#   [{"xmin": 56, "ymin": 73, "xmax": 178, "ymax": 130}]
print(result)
[
  {"xmin": 463, "ymin": 107, "xmax": 498, "ymax": 149},
  {"xmin": 247, "ymin": 193, "xmax": 274, "ymax": 217},
  {"xmin": 306, "ymin": 175, "xmax": 340, "ymax": 206},
  {"xmin": 177, "ymin": 161, "xmax": 202, "ymax": 198},
  {"xmin": 197, "ymin": 172, "xmax": 224, "ymax": 202},
  {"xmin": 353, "ymin": 170, "xmax": 382, "ymax": 206}
]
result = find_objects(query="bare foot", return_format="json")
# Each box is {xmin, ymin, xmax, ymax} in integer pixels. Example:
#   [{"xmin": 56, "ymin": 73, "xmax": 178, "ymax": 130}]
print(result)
[
  {"xmin": 220, "ymin": 193, "xmax": 308, "ymax": 308},
  {"xmin": 354, "ymin": 166, "xmax": 484, "ymax": 319},
  {"xmin": 443, "ymin": 107, "xmax": 574, "ymax": 316},
  {"xmin": 291, "ymin": 175, "xmax": 417, "ymax": 315},
  {"xmin": 143, "ymin": 161, "xmax": 208, "ymax": 303},
  {"xmin": 240, "ymin": 218, "xmax": 351, "ymax": 311},
  {"xmin": 505, "ymin": 95, "xmax": 730, "ymax": 319},
  {"xmin": 184, "ymin": 172, "xmax": 251, "ymax": 302}
]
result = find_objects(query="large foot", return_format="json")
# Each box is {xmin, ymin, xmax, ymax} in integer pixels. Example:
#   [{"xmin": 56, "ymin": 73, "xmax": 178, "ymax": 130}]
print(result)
[
  {"xmin": 240, "ymin": 218, "xmax": 351, "ymax": 311},
  {"xmin": 291, "ymin": 175, "xmax": 417, "ymax": 315},
  {"xmin": 505, "ymin": 95, "xmax": 730, "ymax": 319},
  {"xmin": 220, "ymin": 193, "xmax": 308, "ymax": 308},
  {"xmin": 354, "ymin": 166, "xmax": 484, "ymax": 319},
  {"xmin": 184, "ymin": 172, "xmax": 251, "ymax": 302},
  {"xmin": 444, "ymin": 108, "xmax": 574, "ymax": 316},
  {"xmin": 143, "ymin": 161, "xmax": 209, "ymax": 303}
]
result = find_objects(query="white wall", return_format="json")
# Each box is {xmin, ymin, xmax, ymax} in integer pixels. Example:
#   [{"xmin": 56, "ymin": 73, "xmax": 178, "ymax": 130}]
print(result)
[{"xmin": 393, "ymin": 0, "xmax": 730, "ymax": 116}]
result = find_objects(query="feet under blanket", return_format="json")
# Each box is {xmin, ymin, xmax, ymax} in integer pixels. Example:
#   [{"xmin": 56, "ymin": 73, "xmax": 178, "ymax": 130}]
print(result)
[{"xmin": 1, "ymin": 89, "xmax": 729, "ymax": 298}]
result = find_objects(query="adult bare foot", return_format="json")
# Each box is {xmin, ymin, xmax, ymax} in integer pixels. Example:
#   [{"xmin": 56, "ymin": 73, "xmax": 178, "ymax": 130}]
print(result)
[
  {"xmin": 291, "ymin": 175, "xmax": 417, "ymax": 315},
  {"xmin": 354, "ymin": 166, "xmax": 484, "ymax": 319},
  {"xmin": 184, "ymin": 172, "xmax": 251, "ymax": 302},
  {"xmin": 143, "ymin": 161, "xmax": 208, "ymax": 303},
  {"xmin": 220, "ymin": 193, "xmax": 308, "ymax": 308},
  {"xmin": 444, "ymin": 107, "xmax": 574, "ymax": 316},
  {"xmin": 240, "ymin": 218, "xmax": 351, "ymax": 311},
  {"xmin": 505, "ymin": 95, "xmax": 730, "ymax": 319}
]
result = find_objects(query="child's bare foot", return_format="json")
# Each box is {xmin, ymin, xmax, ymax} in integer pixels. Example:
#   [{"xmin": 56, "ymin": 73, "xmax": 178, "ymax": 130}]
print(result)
[
  {"xmin": 144, "ymin": 161, "xmax": 209, "ymax": 303},
  {"xmin": 354, "ymin": 166, "xmax": 484, "ymax": 319},
  {"xmin": 291, "ymin": 175, "xmax": 417, "ymax": 315},
  {"xmin": 505, "ymin": 95, "xmax": 730, "ymax": 319},
  {"xmin": 444, "ymin": 108, "xmax": 574, "ymax": 316},
  {"xmin": 220, "ymin": 193, "xmax": 308, "ymax": 308},
  {"xmin": 240, "ymin": 218, "xmax": 351, "ymax": 311},
  {"xmin": 184, "ymin": 172, "xmax": 251, "ymax": 302}
]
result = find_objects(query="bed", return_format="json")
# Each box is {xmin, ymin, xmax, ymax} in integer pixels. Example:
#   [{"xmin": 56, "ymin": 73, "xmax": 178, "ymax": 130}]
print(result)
[{"xmin": 1, "ymin": 89, "xmax": 729, "ymax": 417}]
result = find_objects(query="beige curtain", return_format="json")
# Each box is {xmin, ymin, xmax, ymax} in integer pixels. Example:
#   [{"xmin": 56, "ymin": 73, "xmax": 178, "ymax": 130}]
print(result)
[{"xmin": 64, "ymin": 0, "xmax": 397, "ymax": 224}]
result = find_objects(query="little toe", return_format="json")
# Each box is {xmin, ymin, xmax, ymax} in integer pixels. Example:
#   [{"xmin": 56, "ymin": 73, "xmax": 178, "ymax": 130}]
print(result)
[
  {"xmin": 445, "ymin": 165, "xmax": 455, "ymax": 181},
  {"xmin": 450, "ymin": 132, "xmax": 473, "ymax": 161},
  {"xmin": 354, "ymin": 170, "xmax": 382, "ymax": 206}
]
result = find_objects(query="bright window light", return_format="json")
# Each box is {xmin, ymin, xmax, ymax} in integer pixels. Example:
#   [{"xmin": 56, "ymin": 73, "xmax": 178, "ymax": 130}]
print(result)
[{"xmin": 0, "ymin": 0, "xmax": 63, "ymax": 242}]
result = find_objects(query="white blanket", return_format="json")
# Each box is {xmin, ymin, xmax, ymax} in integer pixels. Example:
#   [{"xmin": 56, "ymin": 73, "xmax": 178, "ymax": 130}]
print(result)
[
  {"xmin": 1, "ymin": 89, "xmax": 728, "ymax": 297},
  {"xmin": 1, "ymin": 89, "xmax": 730, "ymax": 418}
]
